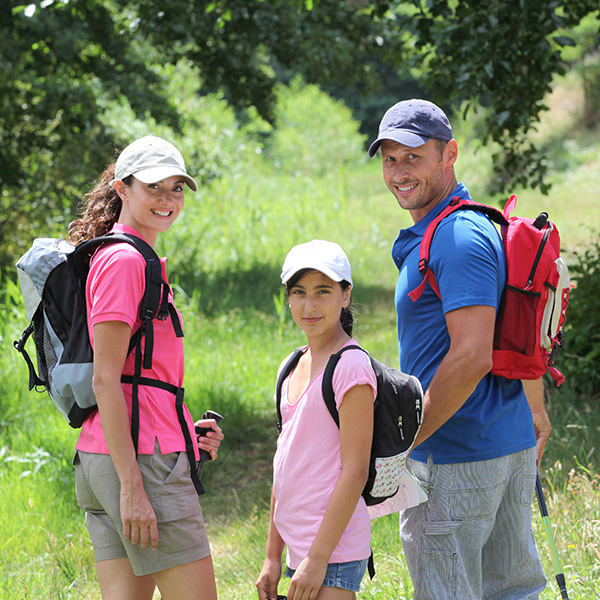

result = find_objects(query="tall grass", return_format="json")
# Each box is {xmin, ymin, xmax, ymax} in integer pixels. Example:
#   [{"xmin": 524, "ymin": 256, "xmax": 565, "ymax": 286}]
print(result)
[{"xmin": 1, "ymin": 74, "xmax": 599, "ymax": 599}]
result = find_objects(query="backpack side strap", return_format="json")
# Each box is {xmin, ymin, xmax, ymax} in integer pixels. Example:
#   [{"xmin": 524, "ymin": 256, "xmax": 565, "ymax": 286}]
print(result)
[
  {"xmin": 120, "ymin": 374, "xmax": 204, "ymax": 496},
  {"xmin": 275, "ymin": 347, "xmax": 307, "ymax": 433},
  {"xmin": 13, "ymin": 319, "xmax": 46, "ymax": 391}
]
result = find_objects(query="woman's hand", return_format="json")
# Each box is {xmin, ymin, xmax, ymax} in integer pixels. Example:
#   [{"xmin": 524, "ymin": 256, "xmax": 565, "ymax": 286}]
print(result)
[
  {"xmin": 287, "ymin": 556, "xmax": 327, "ymax": 600},
  {"xmin": 194, "ymin": 418, "xmax": 224, "ymax": 460},
  {"xmin": 119, "ymin": 475, "xmax": 159, "ymax": 550}
]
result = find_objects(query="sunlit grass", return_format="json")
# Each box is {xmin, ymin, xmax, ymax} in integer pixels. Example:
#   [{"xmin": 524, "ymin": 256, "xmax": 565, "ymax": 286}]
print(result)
[{"xmin": 1, "ymin": 73, "xmax": 600, "ymax": 599}]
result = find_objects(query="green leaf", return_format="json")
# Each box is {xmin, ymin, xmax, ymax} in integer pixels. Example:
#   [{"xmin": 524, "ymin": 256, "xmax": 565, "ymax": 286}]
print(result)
[{"xmin": 553, "ymin": 35, "xmax": 576, "ymax": 47}]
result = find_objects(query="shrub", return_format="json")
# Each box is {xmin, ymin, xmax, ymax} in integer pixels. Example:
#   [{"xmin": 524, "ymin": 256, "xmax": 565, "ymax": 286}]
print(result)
[
  {"xmin": 267, "ymin": 76, "xmax": 367, "ymax": 176},
  {"xmin": 561, "ymin": 232, "xmax": 600, "ymax": 397}
]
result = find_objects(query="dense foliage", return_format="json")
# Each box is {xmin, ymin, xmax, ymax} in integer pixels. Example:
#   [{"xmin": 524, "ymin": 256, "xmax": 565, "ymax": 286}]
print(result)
[
  {"xmin": 2, "ymin": 0, "xmax": 599, "ymax": 270},
  {"xmin": 562, "ymin": 235, "xmax": 600, "ymax": 397},
  {"xmin": 387, "ymin": 0, "xmax": 600, "ymax": 194}
]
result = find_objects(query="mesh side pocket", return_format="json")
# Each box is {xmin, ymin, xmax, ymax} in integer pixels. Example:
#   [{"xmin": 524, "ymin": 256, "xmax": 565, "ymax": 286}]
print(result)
[
  {"xmin": 494, "ymin": 286, "xmax": 539, "ymax": 356},
  {"xmin": 32, "ymin": 314, "xmax": 57, "ymax": 390}
]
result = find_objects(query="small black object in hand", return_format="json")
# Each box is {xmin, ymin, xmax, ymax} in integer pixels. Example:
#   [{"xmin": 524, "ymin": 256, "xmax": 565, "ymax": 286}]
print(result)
[{"xmin": 195, "ymin": 410, "xmax": 224, "ymax": 463}]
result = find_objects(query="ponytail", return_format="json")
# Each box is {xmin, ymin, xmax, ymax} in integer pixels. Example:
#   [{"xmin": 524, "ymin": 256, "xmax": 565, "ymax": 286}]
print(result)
[
  {"xmin": 340, "ymin": 306, "xmax": 354, "ymax": 337},
  {"xmin": 339, "ymin": 280, "xmax": 353, "ymax": 336}
]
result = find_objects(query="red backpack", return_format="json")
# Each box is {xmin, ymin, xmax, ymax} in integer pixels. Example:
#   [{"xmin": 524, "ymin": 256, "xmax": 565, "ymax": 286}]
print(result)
[{"xmin": 409, "ymin": 195, "xmax": 571, "ymax": 385}]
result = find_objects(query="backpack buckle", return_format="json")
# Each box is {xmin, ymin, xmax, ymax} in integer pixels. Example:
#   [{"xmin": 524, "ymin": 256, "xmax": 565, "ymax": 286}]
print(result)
[
  {"xmin": 548, "ymin": 332, "xmax": 565, "ymax": 365},
  {"xmin": 418, "ymin": 257, "xmax": 428, "ymax": 275}
]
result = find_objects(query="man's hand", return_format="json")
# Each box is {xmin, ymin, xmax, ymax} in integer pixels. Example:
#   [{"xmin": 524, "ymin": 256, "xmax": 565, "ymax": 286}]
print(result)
[{"xmin": 522, "ymin": 379, "xmax": 551, "ymax": 466}]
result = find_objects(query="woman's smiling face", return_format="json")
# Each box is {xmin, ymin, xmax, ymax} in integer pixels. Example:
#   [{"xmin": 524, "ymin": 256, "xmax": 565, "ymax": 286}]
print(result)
[{"xmin": 116, "ymin": 175, "xmax": 186, "ymax": 245}]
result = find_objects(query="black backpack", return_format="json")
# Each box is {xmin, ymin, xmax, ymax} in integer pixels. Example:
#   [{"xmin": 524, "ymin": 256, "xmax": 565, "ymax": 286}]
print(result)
[
  {"xmin": 14, "ymin": 232, "xmax": 204, "ymax": 494},
  {"xmin": 275, "ymin": 344, "xmax": 423, "ymax": 507}
]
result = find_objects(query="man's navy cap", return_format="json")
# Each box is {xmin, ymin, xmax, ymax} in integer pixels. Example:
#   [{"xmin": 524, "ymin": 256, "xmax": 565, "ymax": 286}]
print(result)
[{"xmin": 368, "ymin": 99, "xmax": 453, "ymax": 157}]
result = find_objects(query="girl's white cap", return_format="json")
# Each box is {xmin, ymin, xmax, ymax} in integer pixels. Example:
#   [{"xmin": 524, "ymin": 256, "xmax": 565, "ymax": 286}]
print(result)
[
  {"xmin": 281, "ymin": 240, "xmax": 353, "ymax": 285},
  {"xmin": 112, "ymin": 135, "xmax": 198, "ymax": 191}
]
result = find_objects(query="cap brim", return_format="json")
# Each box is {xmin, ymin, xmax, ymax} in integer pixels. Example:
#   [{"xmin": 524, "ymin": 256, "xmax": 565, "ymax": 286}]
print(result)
[
  {"xmin": 368, "ymin": 130, "xmax": 430, "ymax": 157},
  {"xmin": 133, "ymin": 166, "xmax": 198, "ymax": 192},
  {"xmin": 281, "ymin": 263, "xmax": 351, "ymax": 286}
]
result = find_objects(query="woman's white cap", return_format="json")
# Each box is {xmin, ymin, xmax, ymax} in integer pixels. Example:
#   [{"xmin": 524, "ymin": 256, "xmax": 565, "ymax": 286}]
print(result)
[
  {"xmin": 112, "ymin": 135, "xmax": 198, "ymax": 191},
  {"xmin": 281, "ymin": 240, "xmax": 353, "ymax": 285}
]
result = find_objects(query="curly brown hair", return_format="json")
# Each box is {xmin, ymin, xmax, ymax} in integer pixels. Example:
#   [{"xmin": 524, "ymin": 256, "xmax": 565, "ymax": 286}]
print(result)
[{"xmin": 67, "ymin": 163, "xmax": 131, "ymax": 244}]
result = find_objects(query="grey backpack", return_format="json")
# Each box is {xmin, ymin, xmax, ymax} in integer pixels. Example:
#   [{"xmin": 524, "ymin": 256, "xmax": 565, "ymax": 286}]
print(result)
[{"xmin": 14, "ymin": 234, "xmax": 206, "ymax": 494}]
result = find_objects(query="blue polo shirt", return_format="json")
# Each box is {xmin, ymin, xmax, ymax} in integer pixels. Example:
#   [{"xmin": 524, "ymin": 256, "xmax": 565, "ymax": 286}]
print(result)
[{"xmin": 392, "ymin": 183, "xmax": 536, "ymax": 464}]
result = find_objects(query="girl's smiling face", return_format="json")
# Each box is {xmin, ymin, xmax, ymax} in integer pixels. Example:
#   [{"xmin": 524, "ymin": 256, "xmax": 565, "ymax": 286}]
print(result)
[
  {"xmin": 116, "ymin": 175, "xmax": 186, "ymax": 245},
  {"xmin": 288, "ymin": 270, "xmax": 351, "ymax": 340}
]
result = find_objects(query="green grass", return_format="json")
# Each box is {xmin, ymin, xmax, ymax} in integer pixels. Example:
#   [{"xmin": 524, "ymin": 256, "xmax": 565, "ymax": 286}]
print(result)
[{"xmin": 1, "ymin": 75, "xmax": 600, "ymax": 599}]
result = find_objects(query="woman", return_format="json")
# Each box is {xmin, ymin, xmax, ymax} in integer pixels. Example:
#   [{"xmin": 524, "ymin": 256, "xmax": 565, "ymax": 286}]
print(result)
[
  {"xmin": 257, "ymin": 240, "xmax": 376, "ymax": 600},
  {"xmin": 69, "ymin": 135, "xmax": 223, "ymax": 600}
]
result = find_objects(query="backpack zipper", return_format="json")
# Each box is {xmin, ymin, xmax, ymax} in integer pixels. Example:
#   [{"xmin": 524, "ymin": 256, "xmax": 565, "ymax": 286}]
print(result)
[{"xmin": 526, "ymin": 225, "xmax": 551, "ymax": 289}]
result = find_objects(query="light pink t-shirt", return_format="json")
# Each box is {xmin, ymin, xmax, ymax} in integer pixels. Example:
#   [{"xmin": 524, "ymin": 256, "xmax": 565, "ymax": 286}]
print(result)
[
  {"xmin": 76, "ymin": 224, "xmax": 198, "ymax": 459},
  {"xmin": 273, "ymin": 341, "xmax": 377, "ymax": 570}
]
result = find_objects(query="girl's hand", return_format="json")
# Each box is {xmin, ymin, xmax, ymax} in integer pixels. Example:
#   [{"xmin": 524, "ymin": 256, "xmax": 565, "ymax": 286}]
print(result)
[
  {"xmin": 194, "ymin": 418, "xmax": 224, "ymax": 460},
  {"xmin": 287, "ymin": 556, "xmax": 327, "ymax": 600},
  {"xmin": 119, "ymin": 477, "xmax": 159, "ymax": 550},
  {"xmin": 256, "ymin": 557, "xmax": 282, "ymax": 600}
]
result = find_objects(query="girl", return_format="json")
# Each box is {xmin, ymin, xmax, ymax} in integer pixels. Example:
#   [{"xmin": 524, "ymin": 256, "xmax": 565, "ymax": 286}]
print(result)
[
  {"xmin": 256, "ymin": 240, "xmax": 376, "ymax": 600},
  {"xmin": 69, "ymin": 135, "xmax": 223, "ymax": 600}
]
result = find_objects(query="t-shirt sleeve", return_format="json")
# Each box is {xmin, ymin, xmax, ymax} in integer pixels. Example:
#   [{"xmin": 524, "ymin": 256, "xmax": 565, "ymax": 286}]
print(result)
[
  {"xmin": 88, "ymin": 244, "xmax": 146, "ymax": 328},
  {"xmin": 331, "ymin": 348, "xmax": 377, "ymax": 410},
  {"xmin": 432, "ymin": 212, "xmax": 504, "ymax": 314}
]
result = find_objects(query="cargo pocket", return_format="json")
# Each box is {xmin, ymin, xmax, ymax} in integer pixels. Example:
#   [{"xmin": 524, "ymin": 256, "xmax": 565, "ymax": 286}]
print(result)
[
  {"xmin": 149, "ymin": 452, "xmax": 200, "ymax": 520},
  {"xmin": 421, "ymin": 520, "xmax": 460, "ymax": 600},
  {"xmin": 517, "ymin": 449, "xmax": 538, "ymax": 507}
]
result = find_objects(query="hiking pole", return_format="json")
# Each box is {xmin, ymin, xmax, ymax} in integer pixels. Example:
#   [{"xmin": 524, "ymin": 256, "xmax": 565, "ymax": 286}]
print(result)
[{"xmin": 535, "ymin": 471, "xmax": 570, "ymax": 600}]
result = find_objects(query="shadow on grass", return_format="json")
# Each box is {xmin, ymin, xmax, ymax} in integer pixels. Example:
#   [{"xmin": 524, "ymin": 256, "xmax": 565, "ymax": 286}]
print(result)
[
  {"xmin": 189, "ymin": 384, "xmax": 279, "ymax": 523},
  {"xmin": 176, "ymin": 259, "xmax": 397, "ymax": 320}
]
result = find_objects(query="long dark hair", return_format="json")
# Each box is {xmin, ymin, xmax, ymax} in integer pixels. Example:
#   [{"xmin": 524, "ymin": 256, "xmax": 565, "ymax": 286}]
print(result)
[
  {"xmin": 67, "ymin": 163, "xmax": 132, "ymax": 244},
  {"xmin": 285, "ymin": 268, "xmax": 354, "ymax": 336}
]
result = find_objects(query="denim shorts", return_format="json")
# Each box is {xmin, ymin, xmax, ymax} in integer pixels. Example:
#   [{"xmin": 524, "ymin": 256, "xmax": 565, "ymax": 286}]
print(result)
[{"xmin": 286, "ymin": 558, "xmax": 368, "ymax": 593}]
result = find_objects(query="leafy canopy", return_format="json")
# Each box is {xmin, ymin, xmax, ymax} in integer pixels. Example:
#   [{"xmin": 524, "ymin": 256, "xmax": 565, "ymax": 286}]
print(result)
[{"xmin": 1, "ymin": 0, "xmax": 599, "ymax": 268}]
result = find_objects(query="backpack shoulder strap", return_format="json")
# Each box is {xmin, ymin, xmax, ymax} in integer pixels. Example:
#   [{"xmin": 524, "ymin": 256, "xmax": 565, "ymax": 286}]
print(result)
[
  {"xmin": 70, "ymin": 233, "xmax": 182, "ymax": 364},
  {"xmin": 275, "ymin": 347, "xmax": 307, "ymax": 433},
  {"xmin": 321, "ymin": 344, "xmax": 368, "ymax": 428},
  {"xmin": 115, "ymin": 234, "xmax": 182, "ymax": 368},
  {"xmin": 408, "ymin": 197, "xmax": 509, "ymax": 302},
  {"xmin": 70, "ymin": 233, "xmax": 177, "ymax": 454}
]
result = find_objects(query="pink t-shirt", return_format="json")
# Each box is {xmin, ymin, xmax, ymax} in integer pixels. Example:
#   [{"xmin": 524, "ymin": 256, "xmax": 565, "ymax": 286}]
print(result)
[
  {"xmin": 273, "ymin": 341, "xmax": 377, "ymax": 570},
  {"xmin": 75, "ymin": 224, "xmax": 198, "ymax": 459}
]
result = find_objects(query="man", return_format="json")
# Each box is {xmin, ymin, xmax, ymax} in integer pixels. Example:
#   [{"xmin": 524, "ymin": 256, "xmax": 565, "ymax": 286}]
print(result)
[{"xmin": 368, "ymin": 99, "xmax": 549, "ymax": 599}]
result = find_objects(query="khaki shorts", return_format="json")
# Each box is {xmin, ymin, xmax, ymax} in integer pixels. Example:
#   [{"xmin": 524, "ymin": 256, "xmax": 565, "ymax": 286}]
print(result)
[{"xmin": 74, "ymin": 444, "xmax": 211, "ymax": 576}]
